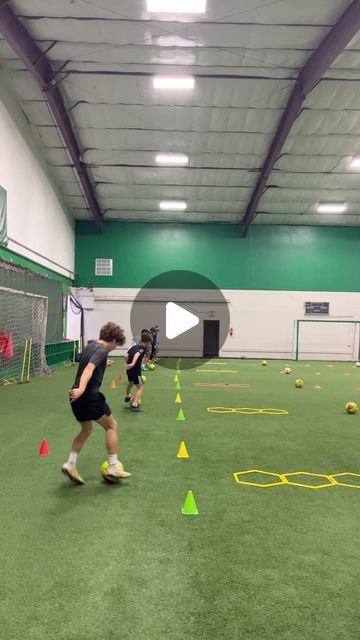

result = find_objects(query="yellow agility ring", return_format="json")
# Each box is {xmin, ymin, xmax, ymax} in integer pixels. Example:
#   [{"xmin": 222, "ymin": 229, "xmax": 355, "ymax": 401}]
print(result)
[
  {"xmin": 207, "ymin": 407, "xmax": 289, "ymax": 415},
  {"xmin": 328, "ymin": 473, "xmax": 360, "ymax": 488},
  {"xmin": 233, "ymin": 470, "xmax": 360, "ymax": 489}
]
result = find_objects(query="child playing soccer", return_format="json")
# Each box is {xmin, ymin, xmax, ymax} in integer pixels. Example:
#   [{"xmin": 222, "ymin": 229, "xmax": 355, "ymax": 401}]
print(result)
[
  {"xmin": 62, "ymin": 322, "xmax": 131, "ymax": 485},
  {"xmin": 124, "ymin": 331, "xmax": 152, "ymax": 412}
]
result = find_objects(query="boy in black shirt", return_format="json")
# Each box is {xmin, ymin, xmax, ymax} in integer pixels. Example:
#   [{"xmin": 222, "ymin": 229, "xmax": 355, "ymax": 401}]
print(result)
[
  {"xmin": 62, "ymin": 322, "xmax": 131, "ymax": 485},
  {"xmin": 125, "ymin": 331, "xmax": 152, "ymax": 412}
]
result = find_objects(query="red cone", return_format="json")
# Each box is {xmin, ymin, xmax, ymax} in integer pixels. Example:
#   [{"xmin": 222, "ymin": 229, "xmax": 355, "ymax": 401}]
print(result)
[
  {"xmin": 3, "ymin": 332, "xmax": 13, "ymax": 362},
  {"xmin": 0, "ymin": 330, "xmax": 7, "ymax": 353},
  {"xmin": 119, "ymin": 373, "xmax": 124, "ymax": 381},
  {"xmin": 39, "ymin": 439, "xmax": 50, "ymax": 455}
]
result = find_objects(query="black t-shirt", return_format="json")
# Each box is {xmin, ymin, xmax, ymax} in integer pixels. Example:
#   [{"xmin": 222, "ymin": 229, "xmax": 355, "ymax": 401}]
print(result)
[
  {"xmin": 126, "ymin": 344, "xmax": 147, "ymax": 375},
  {"xmin": 73, "ymin": 342, "xmax": 108, "ymax": 394}
]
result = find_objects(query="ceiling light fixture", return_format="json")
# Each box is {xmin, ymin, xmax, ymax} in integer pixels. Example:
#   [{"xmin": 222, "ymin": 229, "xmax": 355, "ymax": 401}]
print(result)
[
  {"xmin": 316, "ymin": 203, "xmax": 347, "ymax": 214},
  {"xmin": 153, "ymin": 76, "xmax": 195, "ymax": 90},
  {"xmin": 350, "ymin": 156, "xmax": 360, "ymax": 169},
  {"xmin": 156, "ymin": 153, "xmax": 189, "ymax": 165},
  {"xmin": 147, "ymin": 0, "xmax": 206, "ymax": 13},
  {"xmin": 160, "ymin": 201, "xmax": 187, "ymax": 211}
]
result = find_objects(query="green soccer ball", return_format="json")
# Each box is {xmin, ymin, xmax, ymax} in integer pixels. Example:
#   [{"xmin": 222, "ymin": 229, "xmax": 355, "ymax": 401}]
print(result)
[
  {"xmin": 141, "ymin": 374, "xmax": 147, "ymax": 383},
  {"xmin": 261, "ymin": 360, "xmax": 267, "ymax": 366},
  {"xmin": 149, "ymin": 363, "xmax": 156, "ymax": 371},
  {"xmin": 345, "ymin": 402, "xmax": 358, "ymax": 414},
  {"xmin": 101, "ymin": 460, "xmax": 124, "ymax": 484},
  {"xmin": 295, "ymin": 379, "xmax": 304, "ymax": 388}
]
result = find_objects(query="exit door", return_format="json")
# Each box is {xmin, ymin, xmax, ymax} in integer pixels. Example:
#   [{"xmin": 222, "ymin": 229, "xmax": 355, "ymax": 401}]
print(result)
[{"xmin": 203, "ymin": 320, "xmax": 220, "ymax": 357}]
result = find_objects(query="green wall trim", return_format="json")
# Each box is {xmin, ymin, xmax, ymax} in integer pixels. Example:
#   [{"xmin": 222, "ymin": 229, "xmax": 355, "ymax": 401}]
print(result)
[
  {"xmin": 75, "ymin": 221, "xmax": 360, "ymax": 292},
  {"xmin": 0, "ymin": 246, "xmax": 73, "ymax": 293}
]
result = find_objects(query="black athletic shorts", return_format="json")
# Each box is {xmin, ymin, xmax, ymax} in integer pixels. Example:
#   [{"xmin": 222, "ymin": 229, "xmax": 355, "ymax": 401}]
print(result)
[
  {"xmin": 127, "ymin": 371, "xmax": 143, "ymax": 385},
  {"xmin": 70, "ymin": 391, "xmax": 111, "ymax": 422}
]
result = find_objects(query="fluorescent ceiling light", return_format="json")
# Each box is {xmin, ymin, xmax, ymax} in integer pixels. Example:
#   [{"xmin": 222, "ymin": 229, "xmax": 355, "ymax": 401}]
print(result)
[
  {"xmin": 147, "ymin": 0, "xmax": 206, "ymax": 13},
  {"xmin": 160, "ymin": 201, "xmax": 187, "ymax": 211},
  {"xmin": 316, "ymin": 203, "xmax": 347, "ymax": 214},
  {"xmin": 153, "ymin": 76, "xmax": 195, "ymax": 90},
  {"xmin": 350, "ymin": 156, "xmax": 360, "ymax": 169},
  {"xmin": 156, "ymin": 153, "xmax": 189, "ymax": 165}
]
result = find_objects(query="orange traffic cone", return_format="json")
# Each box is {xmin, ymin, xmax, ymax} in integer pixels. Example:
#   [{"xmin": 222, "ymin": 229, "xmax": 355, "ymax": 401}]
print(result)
[
  {"xmin": 111, "ymin": 380, "xmax": 117, "ymax": 389},
  {"xmin": 39, "ymin": 439, "xmax": 50, "ymax": 455}
]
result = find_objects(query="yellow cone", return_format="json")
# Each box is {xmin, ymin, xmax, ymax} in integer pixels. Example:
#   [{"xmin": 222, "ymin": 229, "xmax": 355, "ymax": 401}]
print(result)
[
  {"xmin": 175, "ymin": 393, "xmax": 182, "ymax": 404},
  {"xmin": 173, "ymin": 374, "xmax": 179, "ymax": 383},
  {"xmin": 177, "ymin": 441, "xmax": 189, "ymax": 459}
]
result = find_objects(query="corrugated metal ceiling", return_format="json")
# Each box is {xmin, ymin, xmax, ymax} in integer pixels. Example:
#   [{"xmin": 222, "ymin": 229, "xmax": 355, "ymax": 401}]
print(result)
[{"xmin": 0, "ymin": 0, "xmax": 359, "ymax": 226}]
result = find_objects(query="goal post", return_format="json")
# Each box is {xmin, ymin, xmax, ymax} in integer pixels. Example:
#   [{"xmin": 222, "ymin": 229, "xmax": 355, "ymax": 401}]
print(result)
[
  {"xmin": 0, "ymin": 286, "xmax": 50, "ymax": 384},
  {"xmin": 295, "ymin": 319, "xmax": 360, "ymax": 362}
]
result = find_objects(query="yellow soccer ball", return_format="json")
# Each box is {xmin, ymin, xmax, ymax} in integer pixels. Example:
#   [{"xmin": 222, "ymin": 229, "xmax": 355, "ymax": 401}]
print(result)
[
  {"xmin": 130, "ymin": 397, "xmax": 141, "ymax": 406},
  {"xmin": 149, "ymin": 363, "xmax": 156, "ymax": 371},
  {"xmin": 261, "ymin": 360, "xmax": 267, "ymax": 366},
  {"xmin": 141, "ymin": 374, "xmax": 147, "ymax": 383},
  {"xmin": 101, "ymin": 460, "xmax": 124, "ymax": 483},
  {"xmin": 345, "ymin": 402, "xmax": 358, "ymax": 414},
  {"xmin": 295, "ymin": 379, "xmax": 304, "ymax": 388}
]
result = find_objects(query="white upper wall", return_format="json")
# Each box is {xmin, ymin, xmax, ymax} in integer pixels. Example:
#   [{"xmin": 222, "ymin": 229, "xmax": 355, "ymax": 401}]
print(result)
[{"xmin": 0, "ymin": 72, "xmax": 74, "ymax": 279}]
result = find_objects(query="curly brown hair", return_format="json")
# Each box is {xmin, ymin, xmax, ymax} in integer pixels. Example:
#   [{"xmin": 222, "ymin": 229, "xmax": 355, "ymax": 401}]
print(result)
[
  {"xmin": 141, "ymin": 331, "xmax": 152, "ymax": 344},
  {"xmin": 99, "ymin": 322, "xmax": 126, "ymax": 346}
]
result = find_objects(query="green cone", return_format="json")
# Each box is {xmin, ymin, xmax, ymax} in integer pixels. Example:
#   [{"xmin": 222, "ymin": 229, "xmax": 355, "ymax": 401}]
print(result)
[
  {"xmin": 182, "ymin": 490, "xmax": 198, "ymax": 515},
  {"xmin": 177, "ymin": 408, "xmax": 186, "ymax": 421},
  {"xmin": 176, "ymin": 381, "xmax": 181, "ymax": 390}
]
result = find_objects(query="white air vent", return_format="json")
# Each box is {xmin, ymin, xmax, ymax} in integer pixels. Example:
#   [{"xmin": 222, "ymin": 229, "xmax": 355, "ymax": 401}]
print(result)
[{"xmin": 95, "ymin": 259, "xmax": 113, "ymax": 276}]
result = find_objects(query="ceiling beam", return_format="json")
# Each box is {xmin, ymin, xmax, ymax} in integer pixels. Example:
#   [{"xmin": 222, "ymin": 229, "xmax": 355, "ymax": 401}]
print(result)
[
  {"xmin": 0, "ymin": 3, "xmax": 103, "ymax": 233},
  {"xmin": 241, "ymin": 0, "xmax": 360, "ymax": 237}
]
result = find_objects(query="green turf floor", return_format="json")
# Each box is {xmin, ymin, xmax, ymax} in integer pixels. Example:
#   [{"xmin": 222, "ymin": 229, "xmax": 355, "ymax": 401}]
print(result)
[{"xmin": 1, "ymin": 358, "xmax": 360, "ymax": 639}]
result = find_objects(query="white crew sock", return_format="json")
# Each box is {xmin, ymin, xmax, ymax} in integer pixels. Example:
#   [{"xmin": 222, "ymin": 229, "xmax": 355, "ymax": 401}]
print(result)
[
  {"xmin": 108, "ymin": 454, "xmax": 118, "ymax": 467},
  {"xmin": 68, "ymin": 451, "xmax": 78, "ymax": 466}
]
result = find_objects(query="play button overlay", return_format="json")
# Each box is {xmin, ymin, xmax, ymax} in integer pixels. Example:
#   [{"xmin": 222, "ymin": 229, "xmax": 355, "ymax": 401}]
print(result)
[
  {"xmin": 130, "ymin": 270, "xmax": 230, "ymax": 371},
  {"xmin": 166, "ymin": 302, "xmax": 199, "ymax": 339}
]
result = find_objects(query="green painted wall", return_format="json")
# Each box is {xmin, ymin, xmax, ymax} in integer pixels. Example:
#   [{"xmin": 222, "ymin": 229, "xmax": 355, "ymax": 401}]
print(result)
[
  {"xmin": 0, "ymin": 246, "xmax": 73, "ymax": 293},
  {"xmin": 75, "ymin": 222, "xmax": 360, "ymax": 292}
]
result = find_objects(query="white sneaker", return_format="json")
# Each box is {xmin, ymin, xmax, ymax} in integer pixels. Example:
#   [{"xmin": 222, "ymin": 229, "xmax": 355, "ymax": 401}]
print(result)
[
  {"xmin": 106, "ymin": 461, "xmax": 131, "ymax": 480},
  {"xmin": 61, "ymin": 462, "xmax": 85, "ymax": 485}
]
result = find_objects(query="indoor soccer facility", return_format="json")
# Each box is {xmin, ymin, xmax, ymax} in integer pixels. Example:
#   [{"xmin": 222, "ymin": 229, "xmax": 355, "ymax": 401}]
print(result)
[{"xmin": 1, "ymin": 1, "xmax": 360, "ymax": 639}]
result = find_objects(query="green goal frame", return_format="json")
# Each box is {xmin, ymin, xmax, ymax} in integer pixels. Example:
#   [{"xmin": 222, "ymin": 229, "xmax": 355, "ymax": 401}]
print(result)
[{"xmin": 295, "ymin": 319, "xmax": 360, "ymax": 361}]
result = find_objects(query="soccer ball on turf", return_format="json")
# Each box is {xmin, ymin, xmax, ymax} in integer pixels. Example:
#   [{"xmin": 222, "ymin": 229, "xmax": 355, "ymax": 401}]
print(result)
[
  {"xmin": 141, "ymin": 374, "xmax": 147, "ymax": 383},
  {"xmin": 101, "ymin": 460, "xmax": 124, "ymax": 483},
  {"xmin": 148, "ymin": 363, "xmax": 156, "ymax": 371},
  {"xmin": 130, "ymin": 397, "xmax": 141, "ymax": 406},
  {"xmin": 345, "ymin": 402, "xmax": 358, "ymax": 414},
  {"xmin": 355, "ymin": 362, "xmax": 360, "ymax": 368},
  {"xmin": 261, "ymin": 360, "xmax": 267, "ymax": 366},
  {"xmin": 295, "ymin": 379, "xmax": 304, "ymax": 388},
  {"xmin": 284, "ymin": 367, "xmax": 291, "ymax": 374}
]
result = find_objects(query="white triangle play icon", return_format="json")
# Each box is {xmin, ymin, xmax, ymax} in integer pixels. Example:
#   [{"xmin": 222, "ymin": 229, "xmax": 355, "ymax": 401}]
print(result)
[{"xmin": 166, "ymin": 302, "xmax": 199, "ymax": 340}]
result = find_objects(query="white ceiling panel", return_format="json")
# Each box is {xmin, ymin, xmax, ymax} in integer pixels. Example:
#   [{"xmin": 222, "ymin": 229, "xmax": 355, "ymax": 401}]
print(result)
[
  {"xmin": 269, "ymin": 172, "xmax": 360, "ymax": 190},
  {"xmin": 70, "ymin": 103, "xmax": 283, "ymax": 134},
  {"xmin": 255, "ymin": 213, "xmax": 360, "ymax": 226},
  {"xmin": 75, "ymin": 128, "xmax": 272, "ymax": 155},
  {"xmin": 95, "ymin": 184, "xmax": 252, "ymax": 200},
  {"xmin": 60, "ymin": 75, "xmax": 292, "ymax": 109},
  {"xmin": 83, "ymin": 149, "xmax": 264, "ymax": 169},
  {"xmin": 96, "ymin": 198, "xmax": 247, "ymax": 214},
  {"xmin": 263, "ymin": 187, "xmax": 360, "ymax": 204},
  {"xmin": 19, "ymin": 18, "xmax": 328, "ymax": 50},
  {"xmin": 11, "ymin": 0, "xmax": 348, "ymax": 24},
  {"xmin": 90, "ymin": 166, "xmax": 257, "ymax": 187}
]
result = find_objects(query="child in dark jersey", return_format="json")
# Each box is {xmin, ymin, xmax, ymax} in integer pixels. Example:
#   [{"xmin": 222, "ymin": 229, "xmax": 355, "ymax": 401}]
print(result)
[
  {"xmin": 124, "ymin": 331, "xmax": 152, "ymax": 412},
  {"xmin": 62, "ymin": 322, "xmax": 131, "ymax": 485}
]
